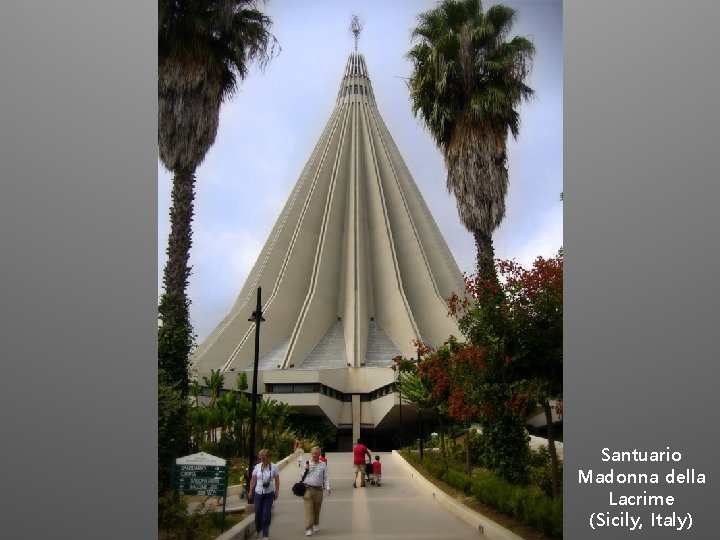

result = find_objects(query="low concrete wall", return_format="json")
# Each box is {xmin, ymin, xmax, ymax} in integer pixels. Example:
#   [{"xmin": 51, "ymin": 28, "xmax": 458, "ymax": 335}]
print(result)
[
  {"xmin": 392, "ymin": 450, "xmax": 525, "ymax": 540},
  {"xmin": 214, "ymin": 514, "xmax": 257, "ymax": 540}
]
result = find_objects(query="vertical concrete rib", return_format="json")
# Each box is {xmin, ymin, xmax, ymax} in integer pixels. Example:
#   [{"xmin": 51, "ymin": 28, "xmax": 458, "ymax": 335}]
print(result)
[
  {"xmin": 364, "ymin": 103, "xmax": 462, "ymax": 347},
  {"xmin": 225, "ymin": 105, "xmax": 348, "ymax": 371},
  {"xmin": 359, "ymin": 100, "xmax": 421, "ymax": 355},
  {"xmin": 190, "ymin": 106, "xmax": 345, "ymax": 371},
  {"xmin": 282, "ymin": 102, "xmax": 353, "ymax": 368}
]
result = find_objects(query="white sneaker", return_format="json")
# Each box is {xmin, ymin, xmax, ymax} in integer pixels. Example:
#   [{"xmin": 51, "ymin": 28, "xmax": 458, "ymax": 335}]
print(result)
[
  {"xmin": 305, "ymin": 530, "xmax": 312, "ymax": 536},
  {"xmin": 313, "ymin": 525, "xmax": 319, "ymax": 532}
]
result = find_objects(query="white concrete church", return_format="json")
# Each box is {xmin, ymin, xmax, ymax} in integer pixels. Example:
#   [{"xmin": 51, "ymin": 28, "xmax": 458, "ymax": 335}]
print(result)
[{"xmin": 190, "ymin": 50, "xmax": 466, "ymax": 450}]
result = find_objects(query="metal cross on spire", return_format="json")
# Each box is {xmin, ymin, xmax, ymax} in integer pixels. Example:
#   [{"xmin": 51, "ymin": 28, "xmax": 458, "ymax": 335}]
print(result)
[{"xmin": 349, "ymin": 15, "xmax": 363, "ymax": 52}]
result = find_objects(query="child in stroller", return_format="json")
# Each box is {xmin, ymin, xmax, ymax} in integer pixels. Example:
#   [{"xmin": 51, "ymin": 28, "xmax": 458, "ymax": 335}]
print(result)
[{"xmin": 366, "ymin": 455, "xmax": 382, "ymax": 486}]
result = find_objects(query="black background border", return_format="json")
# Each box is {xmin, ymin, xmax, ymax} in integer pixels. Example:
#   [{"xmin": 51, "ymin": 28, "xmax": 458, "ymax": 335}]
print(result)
[{"xmin": 2, "ymin": 1, "xmax": 719, "ymax": 538}]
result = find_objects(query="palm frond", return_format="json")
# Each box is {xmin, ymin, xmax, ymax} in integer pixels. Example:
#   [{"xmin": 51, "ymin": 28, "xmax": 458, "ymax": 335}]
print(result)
[{"xmin": 407, "ymin": 0, "xmax": 535, "ymax": 262}]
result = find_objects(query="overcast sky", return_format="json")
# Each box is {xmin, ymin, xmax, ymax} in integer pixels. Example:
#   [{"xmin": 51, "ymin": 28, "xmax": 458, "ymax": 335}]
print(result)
[{"xmin": 158, "ymin": 0, "xmax": 563, "ymax": 344}]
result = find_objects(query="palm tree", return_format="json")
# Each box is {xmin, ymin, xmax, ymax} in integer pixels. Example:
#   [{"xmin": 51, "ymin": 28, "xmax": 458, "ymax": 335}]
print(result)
[
  {"xmin": 236, "ymin": 371, "xmax": 248, "ymax": 392},
  {"xmin": 407, "ymin": 0, "xmax": 534, "ymax": 281},
  {"xmin": 203, "ymin": 368, "xmax": 225, "ymax": 407},
  {"xmin": 189, "ymin": 405, "xmax": 211, "ymax": 449},
  {"xmin": 157, "ymin": 1, "xmax": 278, "ymax": 395},
  {"xmin": 190, "ymin": 379, "xmax": 202, "ymax": 407},
  {"xmin": 217, "ymin": 396, "xmax": 235, "ymax": 441}
]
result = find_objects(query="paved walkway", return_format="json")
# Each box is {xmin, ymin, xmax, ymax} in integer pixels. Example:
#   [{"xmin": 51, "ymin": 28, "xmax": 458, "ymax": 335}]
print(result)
[{"xmin": 217, "ymin": 451, "xmax": 524, "ymax": 540}]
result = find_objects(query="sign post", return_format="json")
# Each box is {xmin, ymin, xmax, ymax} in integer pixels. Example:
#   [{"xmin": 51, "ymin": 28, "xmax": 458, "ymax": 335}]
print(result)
[{"xmin": 172, "ymin": 452, "xmax": 229, "ymax": 532}]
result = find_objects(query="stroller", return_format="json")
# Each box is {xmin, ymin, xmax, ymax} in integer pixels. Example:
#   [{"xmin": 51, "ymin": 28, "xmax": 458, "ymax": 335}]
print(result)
[{"xmin": 365, "ymin": 460, "xmax": 376, "ymax": 485}]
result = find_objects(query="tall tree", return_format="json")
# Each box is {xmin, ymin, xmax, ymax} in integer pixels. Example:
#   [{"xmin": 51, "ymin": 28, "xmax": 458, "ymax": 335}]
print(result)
[
  {"xmin": 407, "ymin": 0, "xmax": 534, "ymax": 280},
  {"xmin": 158, "ymin": 1, "xmax": 277, "ymax": 395},
  {"xmin": 157, "ymin": 1, "xmax": 277, "ymax": 491},
  {"xmin": 448, "ymin": 250, "xmax": 563, "ymax": 491},
  {"xmin": 499, "ymin": 250, "xmax": 563, "ymax": 496}
]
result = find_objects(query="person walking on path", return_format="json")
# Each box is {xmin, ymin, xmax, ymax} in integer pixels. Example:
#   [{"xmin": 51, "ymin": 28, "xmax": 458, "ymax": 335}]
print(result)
[
  {"xmin": 247, "ymin": 449, "xmax": 280, "ymax": 539},
  {"xmin": 301, "ymin": 446, "xmax": 331, "ymax": 536},
  {"xmin": 352, "ymin": 438, "xmax": 372, "ymax": 487}
]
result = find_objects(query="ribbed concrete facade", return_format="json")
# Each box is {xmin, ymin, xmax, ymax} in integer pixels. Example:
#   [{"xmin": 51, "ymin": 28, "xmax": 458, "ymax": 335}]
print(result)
[{"xmin": 190, "ymin": 53, "xmax": 465, "ymax": 443}]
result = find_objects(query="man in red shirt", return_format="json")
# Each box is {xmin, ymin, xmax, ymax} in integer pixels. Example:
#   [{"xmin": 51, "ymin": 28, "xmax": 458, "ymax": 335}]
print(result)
[{"xmin": 352, "ymin": 438, "xmax": 371, "ymax": 487}]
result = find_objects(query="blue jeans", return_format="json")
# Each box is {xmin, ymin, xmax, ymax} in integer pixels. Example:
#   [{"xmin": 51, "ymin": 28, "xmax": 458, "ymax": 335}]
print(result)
[{"xmin": 253, "ymin": 491, "xmax": 274, "ymax": 536}]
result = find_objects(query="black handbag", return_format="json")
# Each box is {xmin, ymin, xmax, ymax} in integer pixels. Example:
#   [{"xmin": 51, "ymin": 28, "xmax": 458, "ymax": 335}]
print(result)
[{"xmin": 292, "ymin": 462, "xmax": 310, "ymax": 496}]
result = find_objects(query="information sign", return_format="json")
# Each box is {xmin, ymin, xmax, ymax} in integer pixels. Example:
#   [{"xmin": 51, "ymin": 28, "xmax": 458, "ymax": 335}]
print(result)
[{"xmin": 171, "ymin": 452, "xmax": 228, "ymax": 497}]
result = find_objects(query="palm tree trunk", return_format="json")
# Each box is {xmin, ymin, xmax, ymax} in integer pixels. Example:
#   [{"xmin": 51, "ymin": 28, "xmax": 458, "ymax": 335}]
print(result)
[
  {"xmin": 473, "ymin": 229, "xmax": 505, "ymax": 332},
  {"xmin": 543, "ymin": 400, "xmax": 560, "ymax": 498},
  {"xmin": 158, "ymin": 169, "xmax": 196, "ymax": 398},
  {"xmin": 473, "ymin": 229, "xmax": 497, "ymax": 285},
  {"xmin": 162, "ymin": 168, "xmax": 196, "ymax": 303}
]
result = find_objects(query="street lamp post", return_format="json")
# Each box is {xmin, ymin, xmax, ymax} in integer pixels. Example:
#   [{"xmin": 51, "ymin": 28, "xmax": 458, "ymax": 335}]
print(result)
[
  {"xmin": 247, "ymin": 287, "xmax": 265, "ymax": 488},
  {"xmin": 418, "ymin": 409, "xmax": 424, "ymax": 460},
  {"xmin": 398, "ymin": 369, "xmax": 402, "ymax": 427},
  {"xmin": 414, "ymin": 353, "xmax": 424, "ymax": 460}
]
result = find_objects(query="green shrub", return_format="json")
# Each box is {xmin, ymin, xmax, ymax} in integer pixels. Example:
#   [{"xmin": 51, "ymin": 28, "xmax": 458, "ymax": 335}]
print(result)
[
  {"xmin": 466, "ymin": 429, "xmax": 486, "ymax": 466},
  {"xmin": 424, "ymin": 459, "xmax": 443, "ymax": 478},
  {"xmin": 480, "ymin": 415, "xmax": 530, "ymax": 485},
  {"xmin": 285, "ymin": 415, "xmax": 337, "ymax": 448},
  {"xmin": 529, "ymin": 445, "xmax": 551, "ymax": 468},
  {"xmin": 529, "ymin": 457, "xmax": 563, "ymax": 497},
  {"xmin": 159, "ymin": 490, "xmax": 188, "ymax": 533},
  {"xmin": 273, "ymin": 429, "xmax": 297, "ymax": 458},
  {"xmin": 469, "ymin": 471, "xmax": 562, "ymax": 538},
  {"xmin": 443, "ymin": 469, "xmax": 472, "ymax": 494},
  {"xmin": 401, "ymin": 445, "xmax": 562, "ymax": 538},
  {"xmin": 227, "ymin": 458, "xmax": 249, "ymax": 486},
  {"xmin": 522, "ymin": 491, "xmax": 563, "ymax": 538},
  {"xmin": 158, "ymin": 490, "xmax": 231, "ymax": 540},
  {"xmin": 181, "ymin": 510, "xmax": 218, "ymax": 540}
]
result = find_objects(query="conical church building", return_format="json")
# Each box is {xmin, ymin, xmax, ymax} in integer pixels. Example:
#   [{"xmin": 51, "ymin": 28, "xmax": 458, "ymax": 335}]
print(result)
[{"xmin": 190, "ymin": 51, "xmax": 466, "ymax": 450}]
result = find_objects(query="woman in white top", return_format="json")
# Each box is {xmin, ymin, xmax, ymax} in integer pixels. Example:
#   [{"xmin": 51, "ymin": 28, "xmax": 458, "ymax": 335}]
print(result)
[{"xmin": 248, "ymin": 449, "xmax": 280, "ymax": 539}]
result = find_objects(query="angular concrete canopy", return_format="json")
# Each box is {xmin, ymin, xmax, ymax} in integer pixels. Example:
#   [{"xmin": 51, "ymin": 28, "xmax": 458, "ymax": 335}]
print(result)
[{"xmin": 190, "ymin": 52, "xmax": 465, "ymax": 441}]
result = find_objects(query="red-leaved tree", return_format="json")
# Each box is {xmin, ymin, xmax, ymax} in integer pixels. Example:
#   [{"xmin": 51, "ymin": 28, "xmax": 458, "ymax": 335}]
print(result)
[{"xmin": 450, "ymin": 249, "xmax": 563, "ymax": 495}]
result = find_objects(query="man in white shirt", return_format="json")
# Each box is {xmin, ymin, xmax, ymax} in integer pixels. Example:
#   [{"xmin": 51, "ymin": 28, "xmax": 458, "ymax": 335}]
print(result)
[{"xmin": 301, "ymin": 446, "xmax": 331, "ymax": 536}]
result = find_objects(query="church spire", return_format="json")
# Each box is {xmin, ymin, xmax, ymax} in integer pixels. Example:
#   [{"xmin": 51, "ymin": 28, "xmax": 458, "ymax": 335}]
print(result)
[
  {"xmin": 190, "ymin": 46, "xmax": 465, "ymax": 435},
  {"xmin": 349, "ymin": 15, "xmax": 363, "ymax": 52}
]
